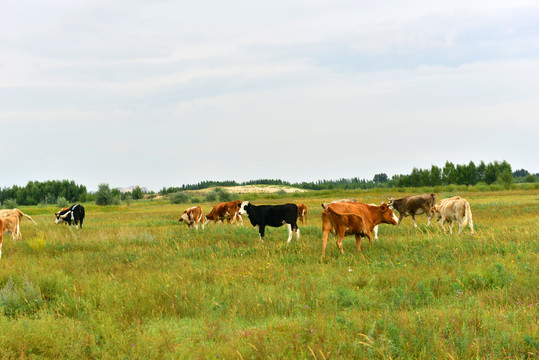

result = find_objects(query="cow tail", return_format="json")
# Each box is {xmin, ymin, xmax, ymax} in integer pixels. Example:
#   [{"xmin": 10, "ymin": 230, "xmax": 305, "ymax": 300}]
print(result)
[{"xmin": 464, "ymin": 201, "xmax": 472, "ymax": 227}]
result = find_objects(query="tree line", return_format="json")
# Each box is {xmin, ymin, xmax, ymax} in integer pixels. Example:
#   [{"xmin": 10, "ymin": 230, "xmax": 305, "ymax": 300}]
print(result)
[{"xmin": 1, "ymin": 161, "xmax": 537, "ymax": 206}]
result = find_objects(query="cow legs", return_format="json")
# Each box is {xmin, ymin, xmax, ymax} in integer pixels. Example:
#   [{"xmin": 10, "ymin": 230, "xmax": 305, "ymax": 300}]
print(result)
[
  {"xmin": 257, "ymin": 225, "xmax": 265, "ymax": 242},
  {"xmin": 426, "ymin": 213, "xmax": 432, "ymax": 227},
  {"xmin": 411, "ymin": 214, "xmax": 418, "ymax": 228},
  {"xmin": 286, "ymin": 224, "xmax": 293, "ymax": 243},
  {"xmin": 355, "ymin": 234, "xmax": 362, "ymax": 252},
  {"xmin": 336, "ymin": 230, "xmax": 345, "ymax": 254},
  {"xmin": 373, "ymin": 225, "xmax": 379, "ymax": 240}
]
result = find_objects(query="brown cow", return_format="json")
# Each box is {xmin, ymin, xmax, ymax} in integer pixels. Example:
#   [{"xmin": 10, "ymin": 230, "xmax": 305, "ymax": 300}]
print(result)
[
  {"xmin": 388, "ymin": 193, "xmax": 436, "ymax": 227},
  {"xmin": 205, "ymin": 200, "xmax": 243, "ymax": 225},
  {"xmin": 321, "ymin": 202, "xmax": 398, "ymax": 256},
  {"xmin": 1, "ymin": 215, "xmax": 21, "ymax": 241},
  {"xmin": 0, "ymin": 208, "xmax": 37, "ymax": 239},
  {"xmin": 297, "ymin": 204, "xmax": 308, "ymax": 224},
  {"xmin": 179, "ymin": 206, "xmax": 206, "ymax": 230}
]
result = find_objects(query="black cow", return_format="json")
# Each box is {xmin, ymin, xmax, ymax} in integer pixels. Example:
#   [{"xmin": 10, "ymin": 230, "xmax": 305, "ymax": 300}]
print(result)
[
  {"xmin": 55, "ymin": 204, "xmax": 85, "ymax": 229},
  {"xmin": 238, "ymin": 201, "xmax": 299, "ymax": 243},
  {"xmin": 388, "ymin": 193, "xmax": 436, "ymax": 227}
]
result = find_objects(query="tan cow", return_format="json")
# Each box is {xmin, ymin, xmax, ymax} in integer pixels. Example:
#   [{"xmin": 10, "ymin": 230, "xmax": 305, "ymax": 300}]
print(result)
[
  {"xmin": 179, "ymin": 206, "xmax": 206, "ymax": 230},
  {"xmin": 1, "ymin": 215, "xmax": 21, "ymax": 240},
  {"xmin": 433, "ymin": 198, "xmax": 474, "ymax": 235},
  {"xmin": 0, "ymin": 208, "xmax": 37, "ymax": 239},
  {"xmin": 205, "ymin": 200, "xmax": 243, "ymax": 225},
  {"xmin": 321, "ymin": 202, "xmax": 398, "ymax": 256},
  {"xmin": 297, "ymin": 204, "xmax": 308, "ymax": 224}
]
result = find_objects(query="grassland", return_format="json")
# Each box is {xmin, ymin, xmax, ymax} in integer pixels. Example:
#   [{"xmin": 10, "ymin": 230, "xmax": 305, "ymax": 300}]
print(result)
[{"xmin": 0, "ymin": 190, "xmax": 537, "ymax": 359}]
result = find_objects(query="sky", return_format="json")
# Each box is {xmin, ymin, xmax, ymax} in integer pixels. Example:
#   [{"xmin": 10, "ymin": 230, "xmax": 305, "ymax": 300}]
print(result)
[{"xmin": 1, "ymin": 0, "xmax": 538, "ymax": 192}]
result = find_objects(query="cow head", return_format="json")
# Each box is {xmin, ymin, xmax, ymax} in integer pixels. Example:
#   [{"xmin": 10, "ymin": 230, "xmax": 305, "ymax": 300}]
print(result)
[
  {"xmin": 432, "ymin": 205, "xmax": 443, "ymax": 224},
  {"xmin": 379, "ymin": 203, "xmax": 399, "ymax": 225},
  {"xmin": 387, "ymin": 198, "xmax": 395, "ymax": 209},
  {"xmin": 179, "ymin": 212, "xmax": 189, "ymax": 223},
  {"xmin": 238, "ymin": 201, "xmax": 250, "ymax": 215}
]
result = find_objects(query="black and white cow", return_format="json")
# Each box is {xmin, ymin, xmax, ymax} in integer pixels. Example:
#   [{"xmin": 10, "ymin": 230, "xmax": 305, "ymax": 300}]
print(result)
[
  {"xmin": 238, "ymin": 201, "xmax": 300, "ymax": 243},
  {"xmin": 55, "ymin": 204, "xmax": 85, "ymax": 228}
]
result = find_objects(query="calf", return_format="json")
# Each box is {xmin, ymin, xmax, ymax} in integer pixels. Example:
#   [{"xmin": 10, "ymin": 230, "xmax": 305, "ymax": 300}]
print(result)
[
  {"xmin": 388, "ymin": 193, "xmax": 436, "ymax": 227},
  {"xmin": 205, "ymin": 200, "xmax": 243, "ymax": 225},
  {"xmin": 1, "ymin": 215, "xmax": 21, "ymax": 241},
  {"xmin": 238, "ymin": 201, "xmax": 299, "ymax": 243},
  {"xmin": 55, "ymin": 204, "xmax": 85, "ymax": 228},
  {"xmin": 179, "ymin": 206, "xmax": 206, "ymax": 230},
  {"xmin": 433, "ymin": 198, "xmax": 474, "ymax": 235},
  {"xmin": 0, "ymin": 208, "xmax": 37, "ymax": 239},
  {"xmin": 297, "ymin": 204, "xmax": 308, "ymax": 224},
  {"xmin": 321, "ymin": 202, "xmax": 398, "ymax": 256}
]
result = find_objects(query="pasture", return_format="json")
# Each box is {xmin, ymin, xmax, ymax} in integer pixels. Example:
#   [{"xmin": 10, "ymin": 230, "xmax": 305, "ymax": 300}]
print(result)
[{"xmin": 0, "ymin": 190, "xmax": 537, "ymax": 359}]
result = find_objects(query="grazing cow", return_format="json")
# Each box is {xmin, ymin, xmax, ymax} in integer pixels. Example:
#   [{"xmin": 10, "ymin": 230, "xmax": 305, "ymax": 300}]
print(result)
[
  {"xmin": 388, "ymin": 193, "xmax": 437, "ymax": 227},
  {"xmin": 238, "ymin": 201, "xmax": 299, "ymax": 243},
  {"xmin": 0, "ymin": 208, "xmax": 37, "ymax": 239},
  {"xmin": 55, "ymin": 204, "xmax": 85, "ymax": 228},
  {"xmin": 205, "ymin": 200, "xmax": 243, "ymax": 225},
  {"xmin": 297, "ymin": 204, "xmax": 308, "ymax": 224},
  {"xmin": 179, "ymin": 206, "xmax": 206, "ymax": 230},
  {"xmin": 321, "ymin": 202, "xmax": 398, "ymax": 256},
  {"xmin": 433, "ymin": 198, "xmax": 474, "ymax": 235}
]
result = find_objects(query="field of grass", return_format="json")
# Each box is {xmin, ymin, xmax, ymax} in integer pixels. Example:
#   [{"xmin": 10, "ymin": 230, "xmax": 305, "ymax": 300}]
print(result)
[{"xmin": 0, "ymin": 190, "xmax": 537, "ymax": 359}]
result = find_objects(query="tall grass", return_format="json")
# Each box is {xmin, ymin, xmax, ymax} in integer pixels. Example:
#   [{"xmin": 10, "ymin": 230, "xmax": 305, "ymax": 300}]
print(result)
[{"xmin": 0, "ymin": 190, "xmax": 536, "ymax": 358}]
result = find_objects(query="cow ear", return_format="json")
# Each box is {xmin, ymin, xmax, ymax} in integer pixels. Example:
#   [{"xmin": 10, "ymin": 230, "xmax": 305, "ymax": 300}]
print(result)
[{"xmin": 380, "ymin": 204, "xmax": 387, "ymax": 211}]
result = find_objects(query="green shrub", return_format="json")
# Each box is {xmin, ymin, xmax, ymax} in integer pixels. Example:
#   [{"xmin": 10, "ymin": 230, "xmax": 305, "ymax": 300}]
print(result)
[
  {"xmin": 3, "ymin": 199, "xmax": 17, "ymax": 208},
  {"xmin": 171, "ymin": 192, "xmax": 191, "ymax": 204},
  {"xmin": 0, "ymin": 277, "xmax": 44, "ymax": 317},
  {"xmin": 95, "ymin": 183, "xmax": 116, "ymax": 206},
  {"xmin": 56, "ymin": 196, "xmax": 69, "ymax": 208}
]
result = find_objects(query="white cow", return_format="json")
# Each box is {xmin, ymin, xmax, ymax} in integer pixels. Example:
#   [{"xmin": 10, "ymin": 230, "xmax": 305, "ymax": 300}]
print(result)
[{"xmin": 433, "ymin": 198, "xmax": 474, "ymax": 235}]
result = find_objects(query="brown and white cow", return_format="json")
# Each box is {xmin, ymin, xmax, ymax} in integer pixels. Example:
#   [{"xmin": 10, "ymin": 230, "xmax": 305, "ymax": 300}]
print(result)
[
  {"xmin": 1, "ymin": 215, "xmax": 21, "ymax": 241},
  {"xmin": 0, "ymin": 208, "xmax": 37, "ymax": 239},
  {"xmin": 205, "ymin": 200, "xmax": 243, "ymax": 225},
  {"xmin": 433, "ymin": 198, "xmax": 474, "ymax": 235},
  {"xmin": 387, "ymin": 193, "xmax": 436, "ymax": 227},
  {"xmin": 179, "ymin": 206, "xmax": 206, "ymax": 230},
  {"xmin": 321, "ymin": 202, "xmax": 398, "ymax": 256},
  {"xmin": 297, "ymin": 204, "xmax": 308, "ymax": 224}
]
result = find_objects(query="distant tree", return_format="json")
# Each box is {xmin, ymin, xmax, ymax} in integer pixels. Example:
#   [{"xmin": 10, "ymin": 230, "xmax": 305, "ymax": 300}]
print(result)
[
  {"xmin": 95, "ymin": 183, "xmax": 115, "ymax": 206},
  {"xmin": 497, "ymin": 170, "xmax": 514, "ymax": 189},
  {"xmin": 132, "ymin": 186, "xmax": 144, "ymax": 200},
  {"xmin": 525, "ymin": 174, "xmax": 536, "ymax": 183},
  {"xmin": 467, "ymin": 161, "xmax": 478, "ymax": 185},
  {"xmin": 484, "ymin": 163, "xmax": 497, "ymax": 184},
  {"xmin": 373, "ymin": 173, "xmax": 389, "ymax": 184},
  {"xmin": 442, "ymin": 161, "xmax": 457, "ymax": 185},
  {"xmin": 171, "ymin": 192, "xmax": 191, "ymax": 204},
  {"xmin": 430, "ymin": 165, "xmax": 442, "ymax": 186},
  {"xmin": 513, "ymin": 169, "xmax": 529, "ymax": 178},
  {"xmin": 477, "ymin": 161, "xmax": 486, "ymax": 183}
]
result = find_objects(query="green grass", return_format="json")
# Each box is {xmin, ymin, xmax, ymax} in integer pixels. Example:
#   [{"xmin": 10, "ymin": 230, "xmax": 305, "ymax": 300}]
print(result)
[{"xmin": 0, "ymin": 190, "xmax": 537, "ymax": 359}]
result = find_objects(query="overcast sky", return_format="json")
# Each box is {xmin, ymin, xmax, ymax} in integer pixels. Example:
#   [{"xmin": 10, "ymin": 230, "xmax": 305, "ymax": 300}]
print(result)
[{"xmin": 1, "ymin": 0, "xmax": 538, "ymax": 191}]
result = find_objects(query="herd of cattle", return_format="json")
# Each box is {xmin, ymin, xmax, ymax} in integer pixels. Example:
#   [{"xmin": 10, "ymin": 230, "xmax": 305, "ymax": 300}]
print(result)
[
  {"xmin": 177, "ymin": 193, "xmax": 474, "ymax": 256},
  {"xmin": 0, "ymin": 193, "xmax": 474, "ymax": 259}
]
